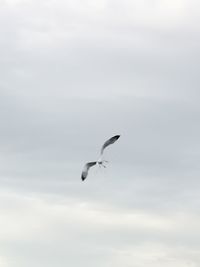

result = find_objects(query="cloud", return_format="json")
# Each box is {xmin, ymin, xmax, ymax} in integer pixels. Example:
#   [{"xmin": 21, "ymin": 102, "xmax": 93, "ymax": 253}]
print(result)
[
  {"xmin": 0, "ymin": 0, "xmax": 200, "ymax": 266},
  {"xmin": 0, "ymin": 190, "xmax": 200, "ymax": 267}
]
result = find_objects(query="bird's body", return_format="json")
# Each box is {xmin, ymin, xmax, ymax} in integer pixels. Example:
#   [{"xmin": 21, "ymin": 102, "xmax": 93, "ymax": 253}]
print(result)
[{"xmin": 81, "ymin": 134, "xmax": 120, "ymax": 181}]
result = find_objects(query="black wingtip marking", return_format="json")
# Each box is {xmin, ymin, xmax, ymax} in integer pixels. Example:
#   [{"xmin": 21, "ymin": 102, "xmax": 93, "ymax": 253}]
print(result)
[{"xmin": 81, "ymin": 174, "xmax": 86, "ymax": 181}]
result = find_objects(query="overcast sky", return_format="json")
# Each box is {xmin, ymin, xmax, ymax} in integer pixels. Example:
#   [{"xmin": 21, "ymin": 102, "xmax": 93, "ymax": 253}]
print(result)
[{"xmin": 0, "ymin": 0, "xmax": 200, "ymax": 266}]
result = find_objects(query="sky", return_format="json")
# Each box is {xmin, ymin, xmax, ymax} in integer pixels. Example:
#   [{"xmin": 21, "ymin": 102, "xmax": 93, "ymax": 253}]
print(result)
[{"xmin": 0, "ymin": 0, "xmax": 200, "ymax": 266}]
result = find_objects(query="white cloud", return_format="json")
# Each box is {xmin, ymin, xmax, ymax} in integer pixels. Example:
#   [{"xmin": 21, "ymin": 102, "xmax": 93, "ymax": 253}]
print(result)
[
  {"xmin": 0, "ymin": 189, "xmax": 200, "ymax": 266},
  {"xmin": 1, "ymin": 0, "xmax": 200, "ymax": 52},
  {"xmin": 110, "ymin": 243, "xmax": 199, "ymax": 267}
]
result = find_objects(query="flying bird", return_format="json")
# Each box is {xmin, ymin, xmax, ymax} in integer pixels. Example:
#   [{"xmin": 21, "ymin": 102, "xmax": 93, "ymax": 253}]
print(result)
[{"xmin": 81, "ymin": 135, "xmax": 120, "ymax": 181}]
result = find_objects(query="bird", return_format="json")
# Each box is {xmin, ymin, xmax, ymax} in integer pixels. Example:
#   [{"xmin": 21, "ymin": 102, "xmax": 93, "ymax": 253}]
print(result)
[{"xmin": 81, "ymin": 135, "xmax": 120, "ymax": 181}]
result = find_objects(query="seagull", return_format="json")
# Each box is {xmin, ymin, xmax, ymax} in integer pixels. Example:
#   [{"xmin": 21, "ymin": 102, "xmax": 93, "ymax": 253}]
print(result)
[{"xmin": 81, "ymin": 135, "xmax": 120, "ymax": 181}]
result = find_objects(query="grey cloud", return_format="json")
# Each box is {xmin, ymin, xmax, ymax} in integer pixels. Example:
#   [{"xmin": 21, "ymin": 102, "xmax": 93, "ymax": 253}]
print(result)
[
  {"xmin": 0, "ymin": 0, "xmax": 200, "ymax": 266},
  {"xmin": 0, "ymin": 92, "xmax": 200, "ymax": 213}
]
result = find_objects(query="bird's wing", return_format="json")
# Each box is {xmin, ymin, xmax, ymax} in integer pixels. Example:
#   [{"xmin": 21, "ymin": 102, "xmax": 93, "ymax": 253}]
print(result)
[
  {"xmin": 81, "ymin": 161, "xmax": 97, "ymax": 181},
  {"xmin": 100, "ymin": 135, "xmax": 120, "ymax": 156}
]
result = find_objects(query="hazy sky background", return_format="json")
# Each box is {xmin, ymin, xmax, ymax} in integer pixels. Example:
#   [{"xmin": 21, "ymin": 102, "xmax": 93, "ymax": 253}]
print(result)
[{"xmin": 0, "ymin": 0, "xmax": 200, "ymax": 266}]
